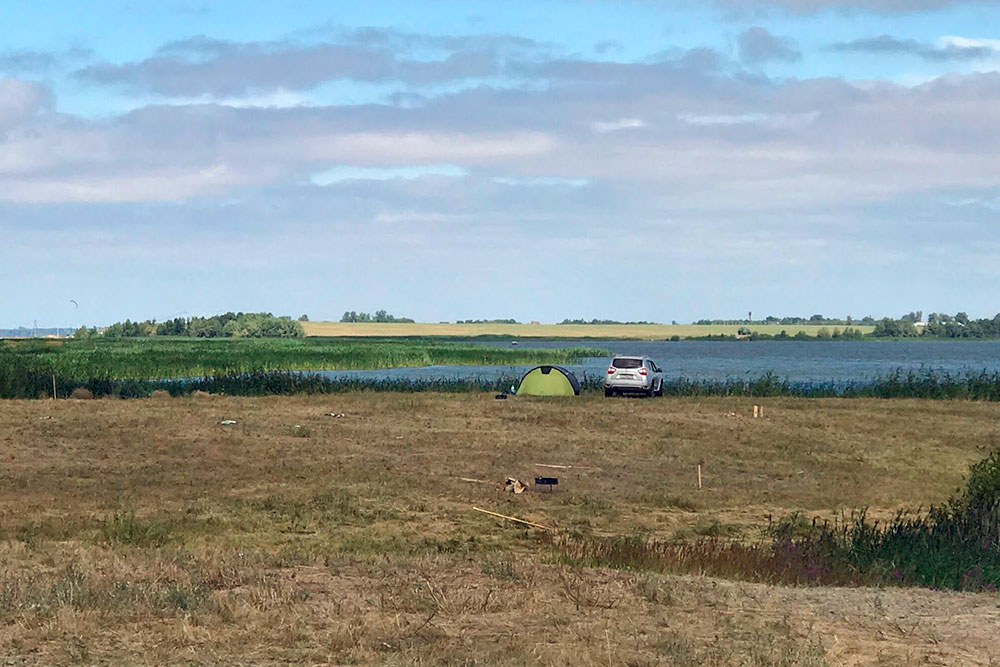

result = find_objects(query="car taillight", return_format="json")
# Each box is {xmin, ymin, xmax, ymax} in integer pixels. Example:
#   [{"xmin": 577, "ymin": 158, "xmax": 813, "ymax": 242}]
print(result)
[
  {"xmin": 638, "ymin": 368, "xmax": 647, "ymax": 376},
  {"xmin": 607, "ymin": 367, "xmax": 615, "ymax": 374}
]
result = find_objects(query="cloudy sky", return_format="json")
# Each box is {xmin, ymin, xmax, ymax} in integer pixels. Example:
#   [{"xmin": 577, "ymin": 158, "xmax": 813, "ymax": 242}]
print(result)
[{"xmin": 4, "ymin": 0, "xmax": 1000, "ymax": 327}]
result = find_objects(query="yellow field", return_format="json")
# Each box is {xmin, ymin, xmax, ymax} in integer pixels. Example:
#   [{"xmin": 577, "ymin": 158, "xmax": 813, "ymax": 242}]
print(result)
[{"xmin": 302, "ymin": 321, "xmax": 874, "ymax": 339}]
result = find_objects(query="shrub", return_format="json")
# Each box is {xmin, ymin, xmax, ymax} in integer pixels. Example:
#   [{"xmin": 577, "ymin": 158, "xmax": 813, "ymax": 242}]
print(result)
[{"xmin": 69, "ymin": 387, "xmax": 94, "ymax": 400}]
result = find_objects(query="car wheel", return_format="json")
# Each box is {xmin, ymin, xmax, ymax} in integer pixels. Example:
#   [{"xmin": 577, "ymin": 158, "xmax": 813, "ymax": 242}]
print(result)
[
  {"xmin": 646, "ymin": 384, "xmax": 655, "ymax": 398},
  {"xmin": 655, "ymin": 380, "xmax": 663, "ymax": 397},
  {"xmin": 605, "ymin": 388, "xmax": 614, "ymax": 397}
]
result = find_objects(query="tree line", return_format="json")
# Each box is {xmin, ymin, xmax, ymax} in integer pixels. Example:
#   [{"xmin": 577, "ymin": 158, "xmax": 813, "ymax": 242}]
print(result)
[
  {"xmin": 559, "ymin": 319, "xmax": 656, "ymax": 325},
  {"xmin": 873, "ymin": 312, "xmax": 1000, "ymax": 338},
  {"xmin": 339, "ymin": 310, "xmax": 414, "ymax": 323},
  {"xmin": 696, "ymin": 314, "xmax": 879, "ymax": 326},
  {"xmin": 77, "ymin": 312, "xmax": 304, "ymax": 339}
]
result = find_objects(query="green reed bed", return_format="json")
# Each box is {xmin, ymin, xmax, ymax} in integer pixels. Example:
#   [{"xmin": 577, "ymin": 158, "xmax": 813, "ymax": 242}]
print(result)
[
  {"xmin": 6, "ymin": 337, "xmax": 1000, "ymax": 401},
  {"xmin": 554, "ymin": 449, "xmax": 1000, "ymax": 593},
  {"xmin": 651, "ymin": 370, "xmax": 1000, "ymax": 400},
  {"xmin": 0, "ymin": 337, "xmax": 603, "ymax": 387}
]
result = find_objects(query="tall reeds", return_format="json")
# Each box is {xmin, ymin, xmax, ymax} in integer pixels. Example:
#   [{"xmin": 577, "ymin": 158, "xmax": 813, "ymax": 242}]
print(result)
[{"xmin": 0, "ymin": 337, "xmax": 602, "ymax": 396}]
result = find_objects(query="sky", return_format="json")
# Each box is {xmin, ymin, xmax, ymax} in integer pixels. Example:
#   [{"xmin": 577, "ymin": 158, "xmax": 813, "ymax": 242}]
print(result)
[{"xmin": 3, "ymin": 0, "xmax": 1000, "ymax": 327}]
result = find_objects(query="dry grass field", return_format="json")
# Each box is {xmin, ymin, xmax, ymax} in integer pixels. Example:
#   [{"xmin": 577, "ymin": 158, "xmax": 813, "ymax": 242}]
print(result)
[
  {"xmin": 301, "ymin": 321, "xmax": 874, "ymax": 339},
  {"xmin": 2, "ymin": 393, "xmax": 999, "ymax": 665}
]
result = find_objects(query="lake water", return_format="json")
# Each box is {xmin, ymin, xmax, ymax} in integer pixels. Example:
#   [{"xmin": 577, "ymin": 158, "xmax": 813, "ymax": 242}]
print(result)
[{"xmin": 314, "ymin": 340, "xmax": 1000, "ymax": 386}]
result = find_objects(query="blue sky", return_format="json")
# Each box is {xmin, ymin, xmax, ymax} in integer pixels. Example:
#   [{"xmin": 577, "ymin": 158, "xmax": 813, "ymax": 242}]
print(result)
[{"xmin": 4, "ymin": 0, "xmax": 1000, "ymax": 326}]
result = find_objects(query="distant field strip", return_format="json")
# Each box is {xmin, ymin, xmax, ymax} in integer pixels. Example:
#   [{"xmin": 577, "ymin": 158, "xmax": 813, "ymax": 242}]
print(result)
[{"xmin": 302, "ymin": 321, "xmax": 875, "ymax": 339}]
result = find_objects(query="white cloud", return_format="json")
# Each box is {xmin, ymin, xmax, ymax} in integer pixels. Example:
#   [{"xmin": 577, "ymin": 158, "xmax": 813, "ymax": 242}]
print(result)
[
  {"xmin": 677, "ymin": 111, "xmax": 818, "ymax": 127},
  {"xmin": 0, "ymin": 78, "xmax": 49, "ymax": 127},
  {"xmin": 164, "ymin": 89, "xmax": 313, "ymax": 109},
  {"xmin": 491, "ymin": 176, "xmax": 589, "ymax": 187},
  {"xmin": 591, "ymin": 117, "xmax": 645, "ymax": 133},
  {"xmin": 938, "ymin": 36, "xmax": 1000, "ymax": 51},
  {"xmin": 311, "ymin": 132, "xmax": 556, "ymax": 164},
  {"xmin": 311, "ymin": 164, "xmax": 467, "ymax": 185},
  {"xmin": 0, "ymin": 164, "xmax": 253, "ymax": 204}
]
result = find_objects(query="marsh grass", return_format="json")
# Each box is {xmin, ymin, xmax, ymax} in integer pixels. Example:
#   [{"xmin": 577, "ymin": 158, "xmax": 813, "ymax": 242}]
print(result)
[
  {"xmin": 555, "ymin": 449, "xmax": 1000, "ymax": 593},
  {"xmin": 0, "ymin": 336, "xmax": 603, "ymax": 387},
  {"xmin": 11, "ymin": 349, "xmax": 1000, "ymax": 403}
]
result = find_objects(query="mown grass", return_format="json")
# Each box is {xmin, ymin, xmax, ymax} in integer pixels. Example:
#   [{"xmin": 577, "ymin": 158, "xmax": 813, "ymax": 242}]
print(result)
[{"xmin": 3, "ymin": 393, "xmax": 1000, "ymax": 664}]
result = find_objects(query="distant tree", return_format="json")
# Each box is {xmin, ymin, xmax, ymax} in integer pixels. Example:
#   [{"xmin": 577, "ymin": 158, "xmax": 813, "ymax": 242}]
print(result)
[
  {"xmin": 298, "ymin": 314, "xmax": 309, "ymax": 322},
  {"xmin": 341, "ymin": 310, "xmax": 412, "ymax": 323},
  {"xmin": 156, "ymin": 317, "xmax": 188, "ymax": 336},
  {"xmin": 189, "ymin": 317, "xmax": 224, "ymax": 338},
  {"xmin": 872, "ymin": 318, "xmax": 918, "ymax": 338},
  {"xmin": 103, "ymin": 318, "xmax": 147, "ymax": 338}
]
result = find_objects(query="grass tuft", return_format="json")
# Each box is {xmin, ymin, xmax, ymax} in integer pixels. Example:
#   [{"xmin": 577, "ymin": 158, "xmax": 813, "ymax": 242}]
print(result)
[{"xmin": 101, "ymin": 510, "xmax": 172, "ymax": 547}]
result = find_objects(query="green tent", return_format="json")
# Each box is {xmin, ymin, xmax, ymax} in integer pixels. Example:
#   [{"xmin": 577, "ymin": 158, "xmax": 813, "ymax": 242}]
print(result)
[{"xmin": 517, "ymin": 366, "xmax": 581, "ymax": 396}]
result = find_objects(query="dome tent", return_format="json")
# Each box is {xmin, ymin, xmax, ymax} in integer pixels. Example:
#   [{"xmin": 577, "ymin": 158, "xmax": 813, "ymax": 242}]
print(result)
[{"xmin": 517, "ymin": 366, "xmax": 581, "ymax": 396}]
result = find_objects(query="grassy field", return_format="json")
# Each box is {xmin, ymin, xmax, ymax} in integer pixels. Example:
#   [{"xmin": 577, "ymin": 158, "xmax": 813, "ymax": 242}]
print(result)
[
  {"xmin": 2, "ymin": 392, "xmax": 998, "ymax": 664},
  {"xmin": 302, "ymin": 321, "xmax": 876, "ymax": 339}
]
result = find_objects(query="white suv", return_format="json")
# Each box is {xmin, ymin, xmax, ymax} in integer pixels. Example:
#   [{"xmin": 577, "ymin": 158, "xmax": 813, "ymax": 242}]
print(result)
[{"xmin": 605, "ymin": 356, "xmax": 663, "ymax": 397}]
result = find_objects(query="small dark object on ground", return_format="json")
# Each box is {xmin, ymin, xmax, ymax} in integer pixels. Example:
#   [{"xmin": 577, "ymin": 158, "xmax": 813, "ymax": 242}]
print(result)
[
  {"xmin": 494, "ymin": 393, "xmax": 507, "ymax": 400},
  {"xmin": 535, "ymin": 477, "xmax": 559, "ymax": 492},
  {"xmin": 69, "ymin": 387, "xmax": 93, "ymax": 400}
]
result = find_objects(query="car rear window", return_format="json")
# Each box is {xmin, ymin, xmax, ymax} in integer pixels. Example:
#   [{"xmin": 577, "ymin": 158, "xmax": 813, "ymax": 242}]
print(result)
[{"xmin": 612, "ymin": 358, "xmax": 642, "ymax": 369}]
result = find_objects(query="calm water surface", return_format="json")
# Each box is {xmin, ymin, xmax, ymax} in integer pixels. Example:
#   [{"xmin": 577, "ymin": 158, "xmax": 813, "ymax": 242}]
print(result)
[{"xmin": 314, "ymin": 340, "xmax": 1000, "ymax": 386}]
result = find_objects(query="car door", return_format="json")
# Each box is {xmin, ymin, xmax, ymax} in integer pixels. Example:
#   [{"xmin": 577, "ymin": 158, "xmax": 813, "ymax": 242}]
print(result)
[{"xmin": 650, "ymin": 360, "xmax": 663, "ymax": 387}]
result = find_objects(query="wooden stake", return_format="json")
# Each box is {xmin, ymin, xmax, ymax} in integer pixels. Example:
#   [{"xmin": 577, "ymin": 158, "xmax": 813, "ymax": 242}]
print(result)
[
  {"xmin": 753, "ymin": 405, "xmax": 759, "ymax": 418},
  {"xmin": 472, "ymin": 506, "xmax": 554, "ymax": 531},
  {"xmin": 697, "ymin": 462, "xmax": 703, "ymax": 490},
  {"xmin": 52, "ymin": 375, "xmax": 57, "ymax": 400}
]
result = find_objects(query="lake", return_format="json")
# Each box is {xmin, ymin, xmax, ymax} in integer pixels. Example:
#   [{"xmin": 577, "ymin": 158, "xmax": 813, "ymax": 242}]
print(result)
[{"xmin": 314, "ymin": 340, "xmax": 1000, "ymax": 386}]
